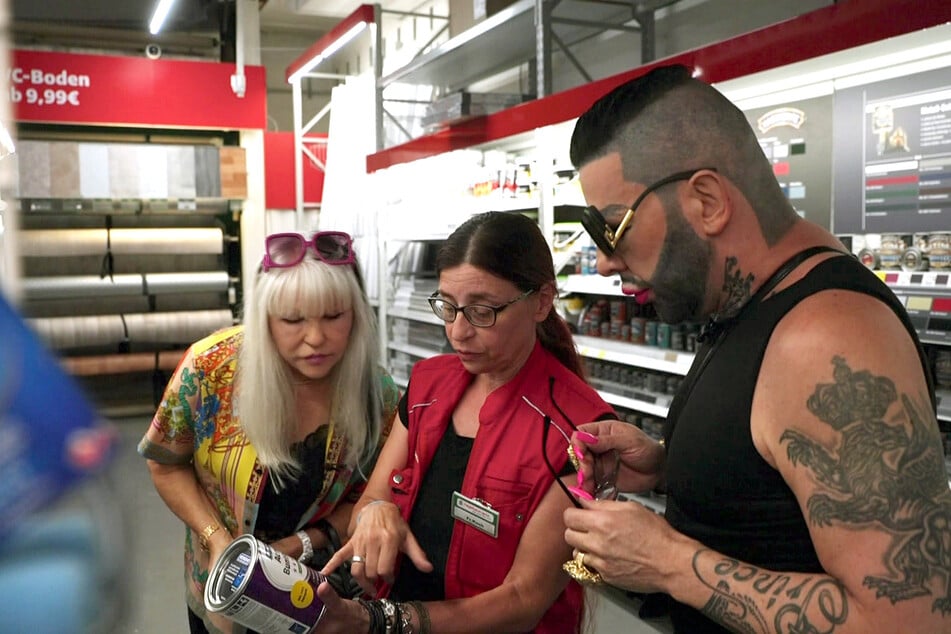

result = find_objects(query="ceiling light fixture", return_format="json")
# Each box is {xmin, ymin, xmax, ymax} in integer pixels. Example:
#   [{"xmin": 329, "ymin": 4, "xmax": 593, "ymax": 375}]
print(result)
[
  {"xmin": 149, "ymin": 0, "xmax": 177, "ymax": 35},
  {"xmin": 286, "ymin": 4, "xmax": 375, "ymax": 84}
]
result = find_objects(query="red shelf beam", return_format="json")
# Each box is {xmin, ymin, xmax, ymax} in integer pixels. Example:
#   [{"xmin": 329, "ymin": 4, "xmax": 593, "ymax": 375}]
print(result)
[{"xmin": 367, "ymin": 0, "xmax": 951, "ymax": 173}]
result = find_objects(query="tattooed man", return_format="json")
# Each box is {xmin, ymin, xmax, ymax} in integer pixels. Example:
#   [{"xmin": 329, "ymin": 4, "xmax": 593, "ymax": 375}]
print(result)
[{"xmin": 563, "ymin": 64, "xmax": 949, "ymax": 634}]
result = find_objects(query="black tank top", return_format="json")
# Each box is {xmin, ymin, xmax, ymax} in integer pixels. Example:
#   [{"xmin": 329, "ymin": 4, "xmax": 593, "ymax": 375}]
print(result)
[{"xmin": 662, "ymin": 252, "xmax": 934, "ymax": 634}]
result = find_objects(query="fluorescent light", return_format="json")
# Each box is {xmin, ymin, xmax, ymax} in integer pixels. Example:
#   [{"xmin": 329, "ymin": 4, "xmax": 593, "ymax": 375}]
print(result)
[
  {"xmin": 287, "ymin": 22, "xmax": 367, "ymax": 84},
  {"xmin": 149, "ymin": 0, "xmax": 176, "ymax": 35}
]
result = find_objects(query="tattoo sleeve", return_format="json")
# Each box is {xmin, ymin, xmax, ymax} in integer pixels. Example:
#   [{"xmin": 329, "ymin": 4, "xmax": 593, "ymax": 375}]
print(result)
[{"xmin": 691, "ymin": 356, "xmax": 950, "ymax": 632}]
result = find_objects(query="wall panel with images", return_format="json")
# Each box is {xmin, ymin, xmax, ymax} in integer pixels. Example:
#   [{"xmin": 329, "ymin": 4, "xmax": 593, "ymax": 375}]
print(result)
[
  {"xmin": 743, "ymin": 95, "xmax": 834, "ymax": 229},
  {"xmin": 833, "ymin": 65, "xmax": 951, "ymax": 235}
]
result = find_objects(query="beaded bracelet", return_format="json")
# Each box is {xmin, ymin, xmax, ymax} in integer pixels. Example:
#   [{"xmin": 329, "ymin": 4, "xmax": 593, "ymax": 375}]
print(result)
[
  {"xmin": 396, "ymin": 601, "xmax": 414, "ymax": 634},
  {"xmin": 379, "ymin": 598, "xmax": 398, "ymax": 634}
]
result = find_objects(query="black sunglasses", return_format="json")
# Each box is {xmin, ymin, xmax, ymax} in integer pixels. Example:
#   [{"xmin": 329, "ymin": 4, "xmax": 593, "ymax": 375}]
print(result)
[{"xmin": 581, "ymin": 168, "xmax": 716, "ymax": 256}]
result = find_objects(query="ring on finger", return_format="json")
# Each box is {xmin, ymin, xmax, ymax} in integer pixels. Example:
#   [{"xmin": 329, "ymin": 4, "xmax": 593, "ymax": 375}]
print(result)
[
  {"xmin": 562, "ymin": 550, "xmax": 603, "ymax": 586},
  {"xmin": 351, "ymin": 555, "xmax": 365, "ymax": 564}
]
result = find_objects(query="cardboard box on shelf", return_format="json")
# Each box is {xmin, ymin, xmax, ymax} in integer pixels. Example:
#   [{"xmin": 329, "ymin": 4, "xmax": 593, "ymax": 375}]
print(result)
[{"xmin": 449, "ymin": 0, "xmax": 519, "ymax": 38}]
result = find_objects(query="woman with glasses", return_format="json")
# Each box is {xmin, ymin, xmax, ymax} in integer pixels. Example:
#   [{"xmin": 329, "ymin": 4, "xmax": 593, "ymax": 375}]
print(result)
[
  {"xmin": 316, "ymin": 211, "xmax": 616, "ymax": 634},
  {"xmin": 138, "ymin": 231, "xmax": 400, "ymax": 634}
]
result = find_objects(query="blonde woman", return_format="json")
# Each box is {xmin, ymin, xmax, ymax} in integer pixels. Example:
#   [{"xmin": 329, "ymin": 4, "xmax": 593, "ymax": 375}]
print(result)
[{"xmin": 138, "ymin": 231, "xmax": 400, "ymax": 634}]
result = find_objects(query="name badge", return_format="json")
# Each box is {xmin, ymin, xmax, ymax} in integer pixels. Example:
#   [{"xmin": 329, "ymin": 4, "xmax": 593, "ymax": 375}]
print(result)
[{"xmin": 451, "ymin": 491, "xmax": 500, "ymax": 538}]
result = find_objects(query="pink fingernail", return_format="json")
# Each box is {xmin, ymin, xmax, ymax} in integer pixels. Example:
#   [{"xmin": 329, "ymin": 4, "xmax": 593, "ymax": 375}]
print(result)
[
  {"xmin": 576, "ymin": 470, "xmax": 584, "ymax": 487},
  {"xmin": 576, "ymin": 431, "xmax": 599, "ymax": 444},
  {"xmin": 568, "ymin": 486, "xmax": 594, "ymax": 501}
]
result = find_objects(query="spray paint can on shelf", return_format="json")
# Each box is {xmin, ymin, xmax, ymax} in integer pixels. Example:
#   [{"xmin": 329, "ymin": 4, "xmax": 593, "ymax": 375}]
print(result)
[{"xmin": 204, "ymin": 535, "xmax": 327, "ymax": 633}]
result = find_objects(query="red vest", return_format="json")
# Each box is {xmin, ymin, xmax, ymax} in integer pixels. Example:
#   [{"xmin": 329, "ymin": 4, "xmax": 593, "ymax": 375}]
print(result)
[{"xmin": 389, "ymin": 342, "xmax": 614, "ymax": 633}]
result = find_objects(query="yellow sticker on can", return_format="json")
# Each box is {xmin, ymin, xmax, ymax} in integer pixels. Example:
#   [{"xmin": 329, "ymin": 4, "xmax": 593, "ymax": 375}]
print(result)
[{"xmin": 291, "ymin": 580, "xmax": 314, "ymax": 608}]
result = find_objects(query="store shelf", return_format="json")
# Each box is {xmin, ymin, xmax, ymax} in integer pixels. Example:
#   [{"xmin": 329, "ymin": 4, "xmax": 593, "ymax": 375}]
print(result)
[
  {"xmin": 561, "ymin": 274, "xmax": 626, "ymax": 297},
  {"xmin": 379, "ymin": 0, "xmax": 630, "ymax": 93},
  {"xmin": 938, "ymin": 389, "xmax": 951, "ymax": 424},
  {"xmin": 596, "ymin": 389, "xmax": 670, "ymax": 419},
  {"xmin": 575, "ymin": 335, "xmax": 695, "ymax": 376},
  {"xmin": 388, "ymin": 306, "xmax": 443, "ymax": 327},
  {"xmin": 388, "ymin": 340, "xmax": 441, "ymax": 360},
  {"xmin": 20, "ymin": 197, "xmax": 238, "ymax": 216},
  {"xmin": 619, "ymin": 492, "xmax": 667, "ymax": 515},
  {"xmin": 883, "ymin": 270, "xmax": 951, "ymax": 347},
  {"xmin": 876, "ymin": 270, "xmax": 951, "ymax": 291}
]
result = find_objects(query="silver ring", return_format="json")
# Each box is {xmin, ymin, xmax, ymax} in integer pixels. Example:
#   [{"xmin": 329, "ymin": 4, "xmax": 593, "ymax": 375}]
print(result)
[{"xmin": 351, "ymin": 555, "xmax": 365, "ymax": 564}]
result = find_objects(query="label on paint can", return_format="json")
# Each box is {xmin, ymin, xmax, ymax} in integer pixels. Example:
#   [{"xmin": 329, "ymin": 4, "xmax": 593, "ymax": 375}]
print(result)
[{"xmin": 205, "ymin": 534, "xmax": 327, "ymax": 633}]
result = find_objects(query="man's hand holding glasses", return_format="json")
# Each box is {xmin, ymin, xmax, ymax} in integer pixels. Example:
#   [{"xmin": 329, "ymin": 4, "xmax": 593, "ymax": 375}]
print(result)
[{"xmin": 561, "ymin": 422, "xmax": 667, "ymax": 587}]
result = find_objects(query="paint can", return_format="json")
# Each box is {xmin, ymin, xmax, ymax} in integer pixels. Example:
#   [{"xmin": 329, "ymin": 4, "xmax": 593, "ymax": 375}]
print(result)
[{"xmin": 204, "ymin": 534, "xmax": 327, "ymax": 633}]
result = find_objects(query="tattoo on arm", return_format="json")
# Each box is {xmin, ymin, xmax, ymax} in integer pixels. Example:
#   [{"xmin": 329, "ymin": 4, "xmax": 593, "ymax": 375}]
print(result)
[
  {"xmin": 780, "ymin": 356, "xmax": 951, "ymax": 616},
  {"xmin": 695, "ymin": 550, "xmax": 848, "ymax": 634}
]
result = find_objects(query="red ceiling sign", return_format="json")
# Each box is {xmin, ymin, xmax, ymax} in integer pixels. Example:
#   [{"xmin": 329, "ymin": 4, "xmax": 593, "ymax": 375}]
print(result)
[{"xmin": 9, "ymin": 49, "xmax": 267, "ymax": 130}]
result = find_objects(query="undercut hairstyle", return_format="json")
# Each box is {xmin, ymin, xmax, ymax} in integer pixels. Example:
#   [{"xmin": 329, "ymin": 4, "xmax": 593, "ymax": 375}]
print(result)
[
  {"xmin": 570, "ymin": 64, "xmax": 797, "ymax": 244},
  {"xmin": 436, "ymin": 211, "xmax": 586, "ymax": 378},
  {"xmin": 236, "ymin": 254, "xmax": 383, "ymax": 488}
]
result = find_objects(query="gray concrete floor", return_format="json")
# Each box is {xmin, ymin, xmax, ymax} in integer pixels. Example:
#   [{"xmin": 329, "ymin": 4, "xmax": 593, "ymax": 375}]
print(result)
[{"xmin": 111, "ymin": 416, "xmax": 190, "ymax": 633}]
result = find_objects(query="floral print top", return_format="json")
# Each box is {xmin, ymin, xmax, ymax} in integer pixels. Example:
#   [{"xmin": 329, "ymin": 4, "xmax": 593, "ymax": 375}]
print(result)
[{"xmin": 137, "ymin": 325, "xmax": 399, "ymax": 632}]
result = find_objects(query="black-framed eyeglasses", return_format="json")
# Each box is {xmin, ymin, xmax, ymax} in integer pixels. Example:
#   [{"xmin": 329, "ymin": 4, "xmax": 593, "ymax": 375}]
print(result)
[
  {"xmin": 581, "ymin": 168, "xmax": 716, "ymax": 256},
  {"xmin": 541, "ymin": 378, "xmax": 620, "ymax": 509},
  {"xmin": 428, "ymin": 289, "xmax": 534, "ymax": 328},
  {"xmin": 262, "ymin": 231, "xmax": 355, "ymax": 272}
]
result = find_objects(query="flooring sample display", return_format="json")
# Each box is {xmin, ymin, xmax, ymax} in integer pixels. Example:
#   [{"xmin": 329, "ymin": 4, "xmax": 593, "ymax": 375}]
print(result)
[
  {"xmin": 166, "ymin": 145, "xmax": 197, "ymax": 199},
  {"xmin": 49, "ymin": 142, "xmax": 81, "ymax": 198},
  {"xmin": 219, "ymin": 146, "xmax": 248, "ymax": 199},
  {"xmin": 195, "ymin": 145, "xmax": 221, "ymax": 197},
  {"xmin": 18, "ymin": 141, "xmax": 247, "ymax": 201},
  {"xmin": 17, "ymin": 141, "xmax": 51, "ymax": 199},
  {"xmin": 108, "ymin": 144, "xmax": 138, "ymax": 198},
  {"xmin": 137, "ymin": 145, "xmax": 169, "ymax": 199},
  {"xmin": 79, "ymin": 143, "xmax": 111, "ymax": 198}
]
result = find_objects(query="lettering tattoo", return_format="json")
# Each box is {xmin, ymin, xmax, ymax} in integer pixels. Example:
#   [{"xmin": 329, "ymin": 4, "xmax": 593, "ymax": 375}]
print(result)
[
  {"xmin": 781, "ymin": 356, "xmax": 951, "ymax": 616},
  {"xmin": 718, "ymin": 256, "xmax": 754, "ymax": 319},
  {"xmin": 694, "ymin": 552, "xmax": 847, "ymax": 634}
]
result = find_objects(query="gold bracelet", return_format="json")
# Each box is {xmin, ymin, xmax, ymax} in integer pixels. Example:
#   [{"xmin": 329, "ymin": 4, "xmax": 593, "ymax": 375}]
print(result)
[{"xmin": 199, "ymin": 521, "xmax": 222, "ymax": 551}]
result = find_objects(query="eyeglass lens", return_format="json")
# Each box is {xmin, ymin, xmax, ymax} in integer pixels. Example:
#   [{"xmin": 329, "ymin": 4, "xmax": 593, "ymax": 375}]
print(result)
[
  {"xmin": 267, "ymin": 234, "xmax": 307, "ymax": 267},
  {"xmin": 581, "ymin": 207, "xmax": 615, "ymax": 255},
  {"xmin": 314, "ymin": 232, "xmax": 352, "ymax": 262},
  {"xmin": 593, "ymin": 449, "xmax": 620, "ymax": 501},
  {"xmin": 266, "ymin": 232, "xmax": 353, "ymax": 269},
  {"xmin": 430, "ymin": 299, "xmax": 495, "ymax": 327}
]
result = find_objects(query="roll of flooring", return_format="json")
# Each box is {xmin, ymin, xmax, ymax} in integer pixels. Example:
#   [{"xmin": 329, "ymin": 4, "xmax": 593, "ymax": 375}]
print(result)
[
  {"xmin": 123, "ymin": 309, "xmax": 233, "ymax": 344},
  {"xmin": 20, "ymin": 229, "xmax": 108, "ymax": 257},
  {"xmin": 109, "ymin": 228, "xmax": 225, "ymax": 255},
  {"xmin": 144, "ymin": 271, "xmax": 230, "ymax": 294},
  {"xmin": 60, "ymin": 350, "xmax": 186, "ymax": 377},
  {"xmin": 30, "ymin": 309, "xmax": 232, "ymax": 351},
  {"xmin": 28, "ymin": 314, "xmax": 127, "ymax": 350},
  {"xmin": 22, "ymin": 274, "xmax": 146, "ymax": 300},
  {"xmin": 23, "ymin": 271, "xmax": 230, "ymax": 300},
  {"xmin": 20, "ymin": 227, "xmax": 224, "ymax": 257}
]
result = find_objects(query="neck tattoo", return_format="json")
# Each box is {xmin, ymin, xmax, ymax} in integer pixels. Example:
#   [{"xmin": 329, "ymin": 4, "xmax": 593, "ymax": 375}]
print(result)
[{"xmin": 698, "ymin": 256, "xmax": 754, "ymax": 343}]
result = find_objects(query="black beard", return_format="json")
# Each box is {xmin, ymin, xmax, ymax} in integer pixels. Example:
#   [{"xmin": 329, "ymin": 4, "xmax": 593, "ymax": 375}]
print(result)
[{"xmin": 649, "ymin": 208, "xmax": 711, "ymax": 324}]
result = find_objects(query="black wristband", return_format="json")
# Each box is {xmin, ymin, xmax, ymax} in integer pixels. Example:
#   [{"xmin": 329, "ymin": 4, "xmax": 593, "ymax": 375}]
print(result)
[{"xmin": 313, "ymin": 518, "xmax": 342, "ymax": 551}]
